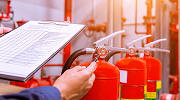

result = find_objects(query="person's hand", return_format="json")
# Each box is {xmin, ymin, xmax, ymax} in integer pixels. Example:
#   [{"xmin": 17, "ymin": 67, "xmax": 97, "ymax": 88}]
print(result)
[
  {"xmin": 53, "ymin": 62, "xmax": 96, "ymax": 100},
  {"xmin": 0, "ymin": 27, "xmax": 12, "ymax": 37}
]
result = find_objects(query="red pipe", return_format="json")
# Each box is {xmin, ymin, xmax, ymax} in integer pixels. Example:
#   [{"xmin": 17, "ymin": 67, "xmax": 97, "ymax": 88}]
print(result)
[
  {"xmin": 176, "ymin": 40, "xmax": 179, "ymax": 76},
  {"xmin": 169, "ymin": 0, "xmax": 179, "ymax": 94},
  {"xmin": 0, "ymin": 0, "xmax": 10, "ymax": 19},
  {"xmin": 6, "ymin": 0, "xmax": 10, "ymax": 18},
  {"xmin": 145, "ymin": 0, "xmax": 152, "ymax": 44},
  {"xmin": 63, "ymin": 0, "xmax": 72, "ymax": 64},
  {"xmin": 169, "ymin": 75, "xmax": 178, "ymax": 94}
]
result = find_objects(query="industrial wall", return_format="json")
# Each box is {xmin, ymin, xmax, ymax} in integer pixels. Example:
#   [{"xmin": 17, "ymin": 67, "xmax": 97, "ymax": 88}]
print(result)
[
  {"xmin": 4, "ymin": 0, "xmax": 173, "ymax": 90},
  {"xmin": 7, "ymin": 0, "xmax": 156, "ymax": 63}
]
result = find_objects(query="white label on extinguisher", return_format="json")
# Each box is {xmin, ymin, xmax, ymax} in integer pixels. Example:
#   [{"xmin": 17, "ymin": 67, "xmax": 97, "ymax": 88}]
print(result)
[
  {"xmin": 177, "ymin": 25, "xmax": 179, "ymax": 29},
  {"xmin": 119, "ymin": 70, "xmax": 127, "ymax": 83},
  {"xmin": 166, "ymin": 94, "xmax": 173, "ymax": 99}
]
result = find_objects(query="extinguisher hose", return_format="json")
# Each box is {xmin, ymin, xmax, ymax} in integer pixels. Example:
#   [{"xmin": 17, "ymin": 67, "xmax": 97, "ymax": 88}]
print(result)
[
  {"xmin": 61, "ymin": 48, "xmax": 95, "ymax": 75},
  {"xmin": 104, "ymin": 51, "xmax": 122, "ymax": 62}
]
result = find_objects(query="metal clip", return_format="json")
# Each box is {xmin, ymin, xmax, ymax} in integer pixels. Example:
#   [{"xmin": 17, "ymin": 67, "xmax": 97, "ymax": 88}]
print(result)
[{"xmin": 38, "ymin": 20, "xmax": 70, "ymax": 26}]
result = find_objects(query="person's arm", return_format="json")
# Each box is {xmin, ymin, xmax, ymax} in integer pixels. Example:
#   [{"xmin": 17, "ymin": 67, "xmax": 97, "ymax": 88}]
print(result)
[
  {"xmin": 0, "ymin": 86, "xmax": 61, "ymax": 100},
  {"xmin": 0, "ymin": 62, "xmax": 96, "ymax": 100}
]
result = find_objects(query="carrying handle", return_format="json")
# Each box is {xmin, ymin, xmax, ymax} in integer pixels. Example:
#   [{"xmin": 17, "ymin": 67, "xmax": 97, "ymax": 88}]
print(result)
[
  {"xmin": 126, "ymin": 35, "xmax": 152, "ymax": 48},
  {"xmin": 93, "ymin": 30, "xmax": 125, "ymax": 47},
  {"xmin": 144, "ymin": 38, "xmax": 167, "ymax": 47},
  {"xmin": 144, "ymin": 38, "xmax": 170, "ymax": 53}
]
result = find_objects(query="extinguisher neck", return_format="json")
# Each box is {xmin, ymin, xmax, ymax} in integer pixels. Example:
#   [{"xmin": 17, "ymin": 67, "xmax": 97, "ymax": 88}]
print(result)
[
  {"xmin": 144, "ymin": 51, "xmax": 151, "ymax": 57},
  {"xmin": 126, "ymin": 53, "xmax": 135, "ymax": 58},
  {"xmin": 98, "ymin": 57, "xmax": 105, "ymax": 61},
  {"xmin": 92, "ymin": 54, "xmax": 104, "ymax": 61}
]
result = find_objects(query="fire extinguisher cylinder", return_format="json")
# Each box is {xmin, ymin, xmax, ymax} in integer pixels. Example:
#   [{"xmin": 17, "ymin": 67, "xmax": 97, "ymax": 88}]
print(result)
[{"xmin": 139, "ymin": 38, "xmax": 170, "ymax": 100}]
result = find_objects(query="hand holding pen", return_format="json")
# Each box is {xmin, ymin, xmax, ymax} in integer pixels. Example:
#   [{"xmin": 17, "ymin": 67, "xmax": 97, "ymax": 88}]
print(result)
[{"xmin": 88, "ymin": 53, "xmax": 102, "ymax": 66}]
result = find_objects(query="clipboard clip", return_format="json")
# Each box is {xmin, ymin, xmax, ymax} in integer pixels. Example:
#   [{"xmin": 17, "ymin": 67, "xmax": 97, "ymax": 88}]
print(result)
[{"xmin": 38, "ymin": 20, "xmax": 70, "ymax": 26}]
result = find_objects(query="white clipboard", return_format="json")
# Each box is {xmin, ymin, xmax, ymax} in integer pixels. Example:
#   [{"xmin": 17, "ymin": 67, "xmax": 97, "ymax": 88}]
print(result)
[{"xmin": 0, "ymin": 20, "xmax": 86, "ymax": 82}]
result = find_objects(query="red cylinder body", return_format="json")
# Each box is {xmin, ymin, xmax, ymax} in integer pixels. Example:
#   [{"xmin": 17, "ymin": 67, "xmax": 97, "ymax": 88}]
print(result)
[
  {"xmin": 115, "ymin": 56, "xmax": 147, "ymax": 100},
  {"xmin": 80, "ymin": 58, "xmax": 120, "ymax": 100},
  {"xmin": 139, "ymin": 55, "xmax": 162, "ymax": 100}
]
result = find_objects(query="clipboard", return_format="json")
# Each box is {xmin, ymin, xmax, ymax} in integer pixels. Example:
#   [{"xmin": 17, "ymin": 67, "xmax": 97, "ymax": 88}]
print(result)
[{"xmin": 0, "ymin": 20, "xmax": 86, "ymax": 82}]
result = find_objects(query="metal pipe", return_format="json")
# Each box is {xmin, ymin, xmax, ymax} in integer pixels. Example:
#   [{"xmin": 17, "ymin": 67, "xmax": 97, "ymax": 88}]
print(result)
[
  {"xmin": 121, "ymin": 0, "xmax": 123, "ymax": 58},
  {"xmin": 113, "ymin": 0, "xmax": 122, "ymax": 62},
  {"xmin": 123, "ymin": 23, "xmax": 144, "ymax": 26},
  {"xmin": 135, "ymin": 0, "xmax": 146, "ymax": 34},
  {"xmin": 106, "ymin": 0, "xmax": 113, "ymax": 63}
]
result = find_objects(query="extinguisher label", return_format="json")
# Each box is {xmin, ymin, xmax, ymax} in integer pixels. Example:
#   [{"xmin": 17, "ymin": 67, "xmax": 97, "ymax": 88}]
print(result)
[
  {"xmin": 146, "ymin": 92, "xmax": 156, "ymax": 99},
  {"xmin": 119, "ymin": 85, "xmax": 121, "ymax": 100},
  {"xmin": 144, "ymin": 85, "xmax": 147, "ymax": 98},
  {"xmin": 119, "ymin": 70, "xmax": 127, "ymax": 83},
  {"xmin": 156, "ymin": 81, "xmax": 161, "ymax": 90}
]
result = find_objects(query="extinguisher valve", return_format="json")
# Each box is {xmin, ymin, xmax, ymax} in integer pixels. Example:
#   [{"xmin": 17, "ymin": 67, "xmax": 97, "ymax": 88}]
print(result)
[{"xmin": 92, "ymin": 30, "xmax": 130, "ymax": 57}]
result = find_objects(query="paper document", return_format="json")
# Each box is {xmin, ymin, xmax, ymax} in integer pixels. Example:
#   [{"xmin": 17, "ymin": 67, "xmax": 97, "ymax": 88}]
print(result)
[{"xmin": 0, "ymin": 20, "xmax": 85, "ymax": 82}]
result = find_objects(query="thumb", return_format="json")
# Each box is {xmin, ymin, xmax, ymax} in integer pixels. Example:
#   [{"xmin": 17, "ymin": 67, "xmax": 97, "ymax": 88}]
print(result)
[{"xmin": 84, "ymin": 62, "xmax": 97, "ymax": 73}]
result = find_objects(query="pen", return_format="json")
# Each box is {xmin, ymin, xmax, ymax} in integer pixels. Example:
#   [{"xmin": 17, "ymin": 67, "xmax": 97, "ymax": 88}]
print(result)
[{"xmin": 88, "ymin": 53, "xmax": 102, "ymax": 66}]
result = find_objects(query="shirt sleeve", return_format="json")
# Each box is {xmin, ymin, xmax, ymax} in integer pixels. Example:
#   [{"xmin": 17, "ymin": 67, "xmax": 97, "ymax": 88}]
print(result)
[{"xmin": 0, "ymin": 86, "xmax": 62, "ymax": 100}]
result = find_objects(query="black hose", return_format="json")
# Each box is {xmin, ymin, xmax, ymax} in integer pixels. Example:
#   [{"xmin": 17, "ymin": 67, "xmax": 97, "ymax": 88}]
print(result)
[
  {"xmin": 104, "ymin": 51, "xmax": 122, "ymax": 62},
  {"xmin": 61, "ymin": 48, "xmax": 87, "ymax": 75}
]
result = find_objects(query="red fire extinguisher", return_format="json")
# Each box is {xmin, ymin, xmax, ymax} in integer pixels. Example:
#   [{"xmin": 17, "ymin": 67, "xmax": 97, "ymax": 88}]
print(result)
[
  {"xmin": 115, "ymin": 48, "xmax": 147, "ymax": 100},
  {"xmin": 105, "ymin": 35, "xmax": 154, "ymax": 100},
  {"xmin": 61, "ymin": 30, "xmax": 130, "ymax": 100},
  {"xmin": 139, "ymin": 39, "xmax": 170, "ymax": 100}
]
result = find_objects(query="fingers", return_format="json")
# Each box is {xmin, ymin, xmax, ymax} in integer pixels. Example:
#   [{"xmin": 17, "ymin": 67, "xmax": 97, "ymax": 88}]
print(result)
[
  {"xmin": 83, "ymin": 73, "xmax": 95, "ymax": 90},
  {"xmin": 3, "ymin": 27, "xmax": 12, "ymax": 33},
  {"xmin": 71, "ymin": 66, "xmax": 86, "ymax": 72},
  {"xmin": 89, "ymin": 73, "xmax": 95, "ymax": 83},
  {"xmin": 0, "ymin": 27, "xmax": 3, "ymax": 35},
  {"xmin": 0, "ymin": 27, "xmax": 12, "ymax": 35}
]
